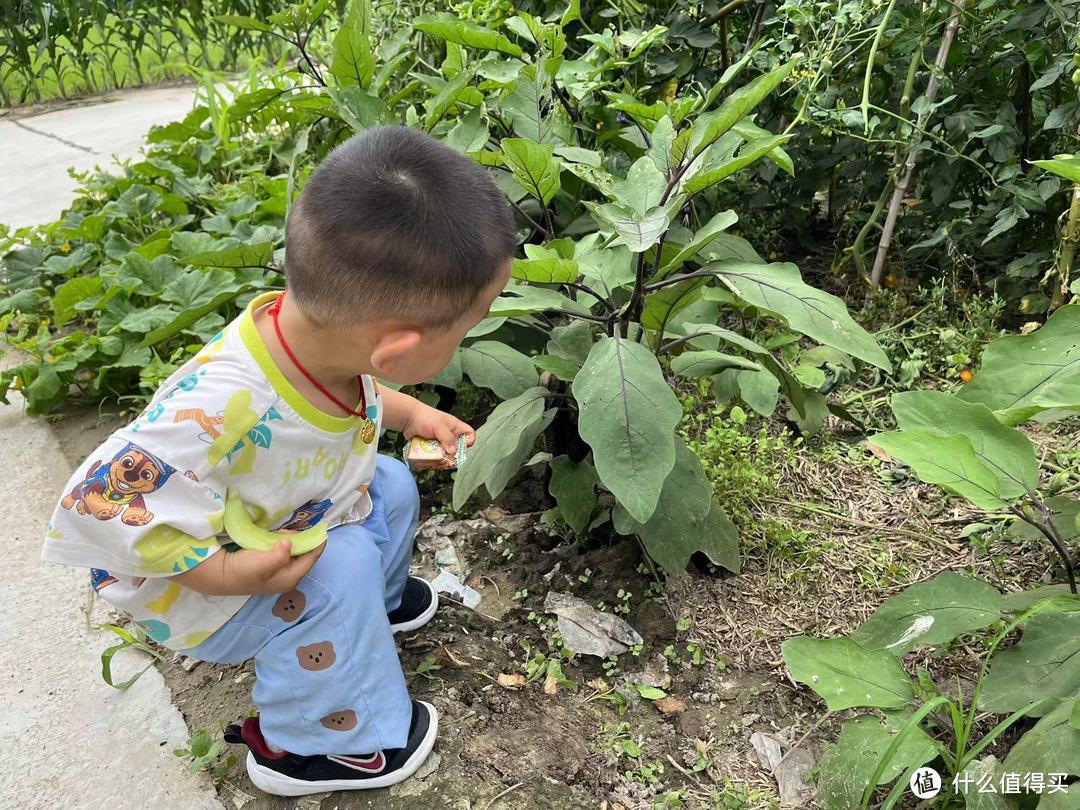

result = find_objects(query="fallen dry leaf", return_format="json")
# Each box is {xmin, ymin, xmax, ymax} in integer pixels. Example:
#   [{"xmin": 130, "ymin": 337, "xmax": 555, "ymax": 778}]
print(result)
[
  {"xmin": 655, "ymin": 696, "xmax": 687, "ymax": 716},
  {"xmin": 866, "ymin": 440, "xmax": 893, "ymax": 463},
  {"xmin": 497, "ymin": 673, "xmax": 527, "ymax": 689},
  {"xmin": 543, "ymin": 674, "xmax": 559, "ymax": 695},
  {"xmin": 587, "ymin": 677, "xmax": 610, "ymax": 692}
]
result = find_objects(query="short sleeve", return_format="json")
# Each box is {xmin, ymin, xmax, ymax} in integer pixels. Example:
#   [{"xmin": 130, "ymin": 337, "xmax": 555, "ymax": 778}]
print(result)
[{"xmin": 42, "ymin": 436, "xmax": 227, "ymax": 577}]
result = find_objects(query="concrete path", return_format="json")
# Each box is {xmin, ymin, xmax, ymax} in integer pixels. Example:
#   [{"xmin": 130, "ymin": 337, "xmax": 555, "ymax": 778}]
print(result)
[
  {"xmin": 0, "ymin": 85, "xmax": 223, "ymax": 808},
  {"xmin": 1, "ymin": 84, "xmax": 201, "ymax": 229}
]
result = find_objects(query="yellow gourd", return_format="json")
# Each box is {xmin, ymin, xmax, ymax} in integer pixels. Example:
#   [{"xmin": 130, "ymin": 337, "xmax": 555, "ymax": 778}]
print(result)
[{"xmin": 224, "ymin": 490, "xmax": 327, "ymax": 555}]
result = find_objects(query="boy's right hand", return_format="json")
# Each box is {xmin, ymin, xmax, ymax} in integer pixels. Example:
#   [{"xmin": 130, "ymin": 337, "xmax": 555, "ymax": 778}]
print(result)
[
  {"xmin": 171, "ymin": 535, "xmax": 325, "ymax": 596},
  {"xmin": 224, "ymin": 538, "xmax": 326, "ymax": 594}
]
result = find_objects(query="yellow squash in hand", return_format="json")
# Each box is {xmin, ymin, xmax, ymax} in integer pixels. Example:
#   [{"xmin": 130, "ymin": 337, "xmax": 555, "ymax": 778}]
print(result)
[{"xmin": 223, "ymin": 490, "xmax": 328, "ymax": 555}]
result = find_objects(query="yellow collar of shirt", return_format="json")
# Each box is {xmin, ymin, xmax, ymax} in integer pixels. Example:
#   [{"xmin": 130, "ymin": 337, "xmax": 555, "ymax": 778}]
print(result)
[{"xmin": 239, "ymin": 291, "xmax": 367, "ymax": 434}]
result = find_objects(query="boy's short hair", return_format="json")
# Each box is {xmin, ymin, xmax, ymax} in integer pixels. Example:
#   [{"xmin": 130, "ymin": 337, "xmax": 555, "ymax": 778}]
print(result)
[{"xmin": 285, "ymin": 126, "xmax": 516, "ymax": 329}]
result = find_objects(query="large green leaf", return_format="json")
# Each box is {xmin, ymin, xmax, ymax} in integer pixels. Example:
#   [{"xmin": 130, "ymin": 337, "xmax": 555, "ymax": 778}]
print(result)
[
  {"xmin": 738, "ymin": 368, "xmax": 780, "ymax": 415},
  {"xmin": 52, "ymin": 277, "xmax": 103, "ymax": 326},
  {"xmin": 503, "ymin": 64, "xmax": 551, "ymax": 143},
  {"xmin": 549, "ymin": 456, "xmax": 599, "ymax": 534},
  {"xmin": 593, "ymin": 202, "xmax": 674, "ymax": 253},
  {"xmin": 670, "ymin": 350, "xmax": 763, "ymax": 377},
  {"xmin": 654, "ymin": 210, "xmax": 738, "ymax": 281},
  {"xmin": 489, "ymin": 285, "xmax": 588, "ymax": 317},
  {"xmin": 609, "ymin": 157, "xmax": 667, "ymax": 216},
  {"xmin": 424, "ymin": 68, "xmax": 476, "ymax": 129},
  {"xmin": 853, "ymin": 572, "xmax": 1002, "ymax": 655},
  {"xmin": 959, "ymin": 304, "xmax": 1080, "ymax": 424},
  {"xmin": 501, "ymin": 138, "xmax": 561, "ymax": 204},
  {"xmin": 683, "ymin": 135, "xmax": 792, "ymax": 195},
  {"xmin": 1009, "ymin": 496, "xmax": 1080, "ymax": 543},
  {"xmin": 578, "ymin": 245, "xmax": 635, "ymax": 294},
  {"xmin": 816, "ymin": 714, "xmax": 939, "ymax": 810},
  {"xmin": 641, "ymin": 278, "xmax": 707, "ymax": 331},
  {"xmin": 957, "ymin": 758, "xmax": 1012, "ymax": 810},
  {"xmin": 982, "ymin": 612, "xmax": 1080, "ymax": 717},
  {"xmin": 707, "ymin": 260, "xmax": 890, "ymax": 371},
  {"xmin": 446, "ymin": 106, "xmax": 489, "ymax": 153},
  {"xmin": 532, "ymin": 354, "xmax": 579, "ymax": 381},
  {"xmin": 1034, "ymin": 155, "xmax": 1080, "ymax": 184},
  {"xmin": 689, "ymin": 61, "xmax": 797, "ymax": 156},
  {"xmin": 1037, "ymin": 784, "xmax": 1080, "ymax": 809},
  {"xmin": 891, "ymin": 391, "xmax": 1039, "ymax": 499},
  {"xmin": 331, "ymin": 0, "xmax": 375, "ymax": 88},
  {"xmin": 647, "ymin": 116, "xmax": 692, "ymax": 178},
  {"xmin": 782, "ymin": 637, "xmax": 915, "ymax": 711},
  {"xmin": 141, "ymin": 284, "xmax": 255, "ymax": 348},
  {"xmin": 699, "ymin": 232, "xmax": 766, "ymax": 264},
  {"xmin": 673, "ymin": 322, "xmax": 770, "ymax": 355},
  {"xmin": 573, "ymin": 336, "xmax": 681, "ymax": 523},
  {"xmin": 547, "ymin": 320, "xmax": 595, "ymax": 365},
  {"xmin": 452, "ymin": 388, "xmax": 550, "ymax": 510},
  {"xmin": 512, "ymin": 256, "xmax": 579, "ymax": 284},
  {"xmin": 460, "ymin": 341, "xmax": 539, "ymax": 399},
  {"xmin": 869, "ymin": 430, "xmax": 1009, "ymax": 510},
  {"xmin": 184, "ymin": 242, "xmax": 273, "ymax": 269},
  {"xmin": 612, "ymin": 439, "xmax": 739, "ymax": 574},
  {"xmin": 1003, "ymin": 698, "xmax": 1080, "ymax": 780},
  {"xmin": 414, "ymin": 13, "xmax": 524, "ymax": 57}
]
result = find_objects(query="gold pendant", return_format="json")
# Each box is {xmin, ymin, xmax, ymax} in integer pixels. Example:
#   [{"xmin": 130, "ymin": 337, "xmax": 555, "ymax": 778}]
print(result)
[{"xmin": 360, "ymin": 419, "xmax": 377, "ymax": 445}]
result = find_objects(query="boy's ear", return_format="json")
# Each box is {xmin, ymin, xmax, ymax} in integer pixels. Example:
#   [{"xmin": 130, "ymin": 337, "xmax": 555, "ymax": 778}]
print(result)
[{"xmin": 369, "ymin": 329, "xmax": 423, "ymax": 376}]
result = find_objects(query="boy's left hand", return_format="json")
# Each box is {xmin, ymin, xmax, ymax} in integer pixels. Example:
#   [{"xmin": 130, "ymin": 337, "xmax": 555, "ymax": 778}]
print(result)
[{"xmin": 401, "ymin": 401, "xmax": 475, "ymax": 455}]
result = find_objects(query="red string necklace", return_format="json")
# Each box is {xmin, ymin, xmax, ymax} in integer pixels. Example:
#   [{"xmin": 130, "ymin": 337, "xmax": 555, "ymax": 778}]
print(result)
[{"xmin": 268, "ymin": 291, "xmax": 367, "ymax": 418}]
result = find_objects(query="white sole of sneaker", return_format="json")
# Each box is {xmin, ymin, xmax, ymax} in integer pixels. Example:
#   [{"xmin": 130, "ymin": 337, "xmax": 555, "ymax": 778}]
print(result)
[
  {"xmin": 245, "ymin": 702, "xmax": 439, "ymax": 796},
  {"xmin": 389, "ymin": 579, "xmax": 440, "ymax": 634}
]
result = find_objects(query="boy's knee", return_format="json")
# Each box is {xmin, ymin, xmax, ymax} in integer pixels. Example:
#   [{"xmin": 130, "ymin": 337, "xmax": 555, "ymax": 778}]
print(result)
[{"xmin": 376, "ymin": 454, "xmax": 419, "ymax": 513}]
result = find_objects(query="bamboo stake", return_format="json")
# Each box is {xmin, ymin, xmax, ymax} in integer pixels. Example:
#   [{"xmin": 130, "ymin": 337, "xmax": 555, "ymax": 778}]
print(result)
[
  {"xmin": 869, "ymin": 0, "xmax": 965, "ymax": 290},
  {"xmin": 1050, "ymin": 182, "xmax": 1080, "ymax": 309}
]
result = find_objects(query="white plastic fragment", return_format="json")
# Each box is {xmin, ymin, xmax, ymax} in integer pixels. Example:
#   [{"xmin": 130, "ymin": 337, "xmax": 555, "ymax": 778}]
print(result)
[{"xmin": 431, "ymin": 569, "xmax": 482, "ymax": 609}]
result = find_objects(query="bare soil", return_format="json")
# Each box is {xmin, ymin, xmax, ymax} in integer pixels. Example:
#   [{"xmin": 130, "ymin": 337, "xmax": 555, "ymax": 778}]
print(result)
[{"xmin": 48, "ymin": 404, "xmax": 1053, "ymax": 810}]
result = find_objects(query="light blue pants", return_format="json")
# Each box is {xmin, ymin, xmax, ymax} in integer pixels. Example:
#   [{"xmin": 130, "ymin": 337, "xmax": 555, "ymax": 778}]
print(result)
[{"xmin": 188, "ymin": 455, "xmax": 418, "ymax": 756}]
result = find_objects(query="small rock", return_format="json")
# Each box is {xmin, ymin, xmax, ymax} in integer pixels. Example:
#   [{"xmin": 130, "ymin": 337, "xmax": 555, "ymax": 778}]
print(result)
[
  {"xmin": 655, "ymin": 696, "xmax": 687, "ymax": 716},
  {"xmin": 414, "ymin": 752, "xmax": 441, "ymax": 780},
  {"xmin": 180, "ymin": 657, "xmax": 200, "ymax": 672},
  {"xmin": 296, "ymin": 791, "xmax": 333, "ymax": 807}
]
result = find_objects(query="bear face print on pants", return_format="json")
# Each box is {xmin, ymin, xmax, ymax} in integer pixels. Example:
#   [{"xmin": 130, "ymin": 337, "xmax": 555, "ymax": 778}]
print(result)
[
  {"xmin": 271, "ymin": 590, "xmax": 306, "ymax": 622},
  {"xmin": 295, "ymin": 641, "xmax": 336, "ymax": 671},
  {"xmin": 320, "ymin": 710, "xmax": 358, "ymax": 731}
]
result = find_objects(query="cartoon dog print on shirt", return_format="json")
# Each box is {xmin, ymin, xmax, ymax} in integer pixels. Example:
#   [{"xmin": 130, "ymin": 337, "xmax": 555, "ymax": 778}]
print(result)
[
  {"xmin": 89, "ymin": 568, "xmax": 117, "ymax": 591},
  {"xmin": 61, "ymin": 443, "xmax": 176, "ymax": 526},
  {"xmin": 280, "ymin": 499, "xmax": 333, "ymax": 532}
]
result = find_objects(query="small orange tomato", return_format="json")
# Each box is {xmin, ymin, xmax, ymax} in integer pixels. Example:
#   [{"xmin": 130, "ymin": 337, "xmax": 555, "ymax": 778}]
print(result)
[{"xmin": 960, "ymin": 369, "xmax": 974, "ymax": 383}]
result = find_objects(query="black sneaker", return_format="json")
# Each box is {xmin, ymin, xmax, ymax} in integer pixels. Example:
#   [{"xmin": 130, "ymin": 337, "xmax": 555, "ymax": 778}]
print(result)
[
  {"xmin": 224, "ymin": 700, "xmax": 438, "ymax": 796},
  {"xmin": 388, "ymin": 576, "xmax": 439, "ymax": 634}
]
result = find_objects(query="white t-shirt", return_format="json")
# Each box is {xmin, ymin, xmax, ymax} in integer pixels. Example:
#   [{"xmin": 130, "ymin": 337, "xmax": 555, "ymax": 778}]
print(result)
[{"xmin": 42, "ymin": 292, "xmax": 383, "ymax": 650}]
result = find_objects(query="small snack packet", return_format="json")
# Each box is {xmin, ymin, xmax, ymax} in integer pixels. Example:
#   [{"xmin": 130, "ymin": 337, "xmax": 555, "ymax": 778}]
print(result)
[{"xmin": 404, "ymin": 435, "xmax": 468, "ymax": 471}]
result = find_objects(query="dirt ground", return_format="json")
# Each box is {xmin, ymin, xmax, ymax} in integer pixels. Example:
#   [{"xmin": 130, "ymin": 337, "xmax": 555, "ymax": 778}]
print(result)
[{"xmin": 48, "ymin": 405, "xmax": 1054, "ymax": 810}]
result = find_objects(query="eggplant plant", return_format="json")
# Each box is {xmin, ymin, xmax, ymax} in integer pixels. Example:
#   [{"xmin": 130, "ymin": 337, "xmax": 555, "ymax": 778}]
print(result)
[{"xmin": 782, "ymin": 304, "xmax": 1080, "ymax": 807}]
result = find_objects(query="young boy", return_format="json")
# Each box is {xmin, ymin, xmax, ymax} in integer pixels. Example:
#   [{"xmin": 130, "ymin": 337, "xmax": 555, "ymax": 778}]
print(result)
[{"xmin": 42, "ymin": 126, "xmax": 516, "ymax": 796}]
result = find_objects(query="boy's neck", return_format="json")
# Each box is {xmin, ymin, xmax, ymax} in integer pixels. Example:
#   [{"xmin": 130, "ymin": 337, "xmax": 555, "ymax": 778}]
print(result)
[{"xmin": 253, "ymin": 296, "xmax": 374, "ymax": 413}]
